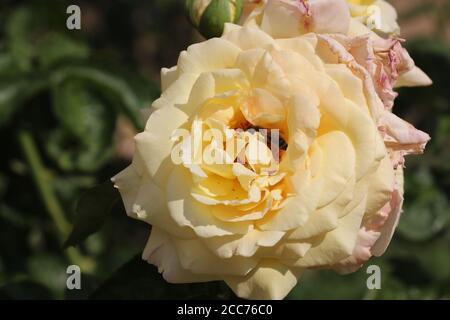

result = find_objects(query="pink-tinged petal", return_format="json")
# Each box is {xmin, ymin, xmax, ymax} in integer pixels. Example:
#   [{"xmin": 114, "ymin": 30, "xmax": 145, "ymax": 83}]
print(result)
[
  {"xmin": 240, "ymin": 0, "xmax": 265, "ymax": 25},
  {"xmin": 387, "ymin": 150, "xmax": 405, "ymax": 169},
  {"xmin": 255, "ymin": 0, "xmax": 311, "ymax": 38},
  {"xmin": 316, "ymin": 34, "xmax": 385, "ymax": 120},
  {"xmin": 333, "ymin": 228, "xmax": 381, "ymax": 274},
  {"xmin": 372, "ymin": 38, "xmax": 415, "ymax": 78},
  {"xmin": 244, "ymin": 0, "xmax": 350, "ymax": 37},
  {"xmin": 372, "ymin": 38, "xmax": 413, "ymax": 109},
  {"xmin": 335, "ymin": 35, "xmax": 416, "ymax": 110},
  {"xmin": 365, "ymin": 196, "xmax": 392, "ymax": 230},
  {"xmin": 371, "ymin": 167, "xmax": 404, "ymax": 256},
  {"xmin": 309, "ymin": 0, "xmax": 350, "ymax": 34},
  {"xmin": 333, "ymin": 164, "xmax": 404, "ymax": 273},
  {"xmin": 396, "ymin": 66, "xmax": 433, "ymax": 88},
  {"xmin": 379, "ymin": 112, "xmax": 431, "ymax": 155}
]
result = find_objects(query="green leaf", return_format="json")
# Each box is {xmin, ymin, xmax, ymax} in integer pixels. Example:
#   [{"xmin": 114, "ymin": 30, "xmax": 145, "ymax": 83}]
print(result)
[
  {"xmin": 90, "ymin": 254, "xmax": 236, "ymax": 300},
  {"xmin": 53, "ymin": 176, "xmax": 96, "ymax": 206},
  {"xmin": 399, "ymin": 167, "xmax": 450, "ymax": 241},
  {"xmin": 37, "ymin": 32, "xmax": 90, "ymax": 69},
  {"xmin": 47, "ymin": 78, "xmax": 115, "ymax": 171},
  {"xmin": 5, "ymin": 7, "xmax": 36, "ymax": 72},
  {"xmin": 0, "ymin": 80, "xmax": 28, "ymax": 126},
  {"xmin": 415, "ymin": 239, "xmax": 450, "ymax": 283},
  {"xmin": 0, "ymin": 53, "xmax": 20, "ymax": 77},
  {"xmin": 51, "ymin": 66, "xmax": 155, "ymax": 131},
  {"xmin": 387, "ymin": 235, "xmax": 450, "ymax": 284},
  {"xmin": 64, "ymin": 180, "xmax": 120, "ymax": 249},
  {"xmin": 5, "ymin": 4, "xmax": 73, "ymax": 72},
  {"xmin": 399, "ymin": 191, "xmax": 449, "ymax": 241},
  {"xmin": 27, "ymin": 254, "xmax": 67, "ymax": 298}
]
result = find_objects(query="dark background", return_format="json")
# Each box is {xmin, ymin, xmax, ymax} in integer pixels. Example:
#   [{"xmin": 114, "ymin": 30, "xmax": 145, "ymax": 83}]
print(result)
[{"xmin": 0, "ymin": 0, "xmax": 449, "ymax": 299}]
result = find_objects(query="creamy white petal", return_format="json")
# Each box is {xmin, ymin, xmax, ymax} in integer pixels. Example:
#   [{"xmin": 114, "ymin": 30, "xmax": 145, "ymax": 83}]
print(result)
[
  {"xmin": 225, "ymin": 260, "xmax": 302, "ymax": 300},
  {"xmin": 173, "ymin": 238, "xmax": 258, "ymax": 276},
  {"xmin": 203, "ymin": 229, "xmax": 285, "ymax": 258},
  {"xmin": 143, "ymin": 228, "xmax": 218, "ymax": 283},
  {"xmin": 371, "ymin": 166, "xmax": 404, "ymax": 256}
]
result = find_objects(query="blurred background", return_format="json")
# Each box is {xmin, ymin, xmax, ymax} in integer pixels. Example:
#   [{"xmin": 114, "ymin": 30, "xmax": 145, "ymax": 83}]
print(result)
[{"xmin": 0, "ymin": 0, "xmax": 449, "ymax": 299}]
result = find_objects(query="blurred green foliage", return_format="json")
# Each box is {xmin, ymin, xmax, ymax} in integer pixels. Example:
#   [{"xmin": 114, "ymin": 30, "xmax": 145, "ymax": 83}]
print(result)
[
  {"xmin": 0, "ymin": 0, "xmax": 449, "ymax": 300},
  {"xmin": 0, "ymin": 0, "xmax": 188, "ymax": 299}
]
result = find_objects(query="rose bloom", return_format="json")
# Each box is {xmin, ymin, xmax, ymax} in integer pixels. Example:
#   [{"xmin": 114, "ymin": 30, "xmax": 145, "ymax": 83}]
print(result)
[
  {"xmin": 113, "ymin": 16, "xmax": 430, "ymax": 298},
  {"xmin": 243, "ymin": 0, "xmax": 432, "ymax": 152},
  {"xmin": 242, "ymin": 0, "xmax": 432, "ymax": 95},
  {"xmin": 242, "ymin": 0, "xmax": 399, "ymax": 36}
]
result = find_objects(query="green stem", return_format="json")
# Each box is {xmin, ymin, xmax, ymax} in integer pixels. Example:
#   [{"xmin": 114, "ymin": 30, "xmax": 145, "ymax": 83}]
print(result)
[{"xmin": 18, "ymin": 130, "xmax": 93, "ymax": 271}]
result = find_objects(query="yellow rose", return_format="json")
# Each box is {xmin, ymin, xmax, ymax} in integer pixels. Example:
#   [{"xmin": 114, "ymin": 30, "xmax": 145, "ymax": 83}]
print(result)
[{"xmin": 111, "ymin": 24, "xmax": 429, "ymax": 299}]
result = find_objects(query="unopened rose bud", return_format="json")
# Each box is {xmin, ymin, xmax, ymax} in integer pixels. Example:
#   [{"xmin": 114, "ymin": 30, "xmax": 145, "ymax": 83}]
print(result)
[{"xmin": 185, "ymin": 0, "xmax": 243, "ymax": 38}]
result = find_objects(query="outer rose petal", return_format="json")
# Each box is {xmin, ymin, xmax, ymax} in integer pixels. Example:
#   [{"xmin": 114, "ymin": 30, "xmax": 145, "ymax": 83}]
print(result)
[
  {"xmin": 143, "ymin": 227, "xmax": 218, "ymax": 283},
  {"xmin": 375, "ymin": 0, "xmax": 400, "ymax": 35},
  {"xmin": 112, "ymin": 157, "xmax": 196, "ymax": 240},
  {"xmin": 152, "ymin": 73, "xmax": 198, "ymax": 110},
  {"xmin": 363, "ymin": 156, "xmax": 395, "ymax": 221},
  {"xmin": 244, "ymin": 0, "xmax": 350, "ymax": 37},
  {"xmin": 288, "ymin": 182, "xmax": 368, "ymax": 268},
  {"xmin": 161, "ymin": 66, "xmax": 178, "ymax": 92},
  {"xmin": 396, "ymin": 66, "xmax": 433, "ymax": 88},
  {"xmin": 331, "ymin": 156, "xmax": 394, "ymax": 273},
  {"xmin": 135, "ymin": 106, "xmax": 188, "ymax": 188},
  {"xmin": 225, "ymin": 260, "xmax": 303, "ymax": 300},
  {"xmin": 310, "ymin": 0, "xmax": 351, "ymax": 34},
  {"xmin": 371, "ymin": 166, "xmax": 404, "ymax": 256},
  {"xmin": 379, "ymin": 112, "xmax": 431, "ymax": 155},
  {"xmin": 333, "ymin": 227, "xmax": 380, "ymax": 274},
  {"xmin": 332, "ymin": 163, "xmax": 404, "ymax": 272},
  {"xmin": 173, "ymin": 238, "xmax": 258, "ymax": 276}
]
